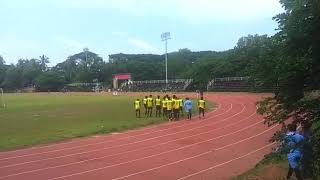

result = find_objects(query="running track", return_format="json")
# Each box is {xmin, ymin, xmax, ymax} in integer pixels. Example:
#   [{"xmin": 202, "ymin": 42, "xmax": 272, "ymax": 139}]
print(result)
[{"xmin": 0, "ymin": 94, "xmax": 279, "ymax": 180}]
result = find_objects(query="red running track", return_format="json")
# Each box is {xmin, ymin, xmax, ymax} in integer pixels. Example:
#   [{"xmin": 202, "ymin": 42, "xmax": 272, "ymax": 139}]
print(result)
[{"xmin": 0, "ymin": 94, "xmax": 278, "ymax": 180}]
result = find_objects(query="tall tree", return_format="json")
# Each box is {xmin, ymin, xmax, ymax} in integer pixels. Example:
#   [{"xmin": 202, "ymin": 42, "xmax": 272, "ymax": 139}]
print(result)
[
  {"xmin": 0, "ymin": 56, "xmax": 6, "ymax": 85},
  {"xmin": 2, "ymin": 65, "xmax": 22, "ymax": 89},
  {"xmin": 256, "ymin": 0, "xmax": 320, "ymax": 178},
  {"xmin": 39, "ymin": 55, "xmax": 50, "ymax": 72}
]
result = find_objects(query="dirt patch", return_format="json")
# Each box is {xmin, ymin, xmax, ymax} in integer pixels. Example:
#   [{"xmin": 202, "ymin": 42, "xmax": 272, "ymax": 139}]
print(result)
[
  {"xmin": 233, "ymin": 162, "xmax": 289, "ymax": 180},
  {"xmin": 258, "ymin": 164, "xmax": 288, "ymax": 180}
]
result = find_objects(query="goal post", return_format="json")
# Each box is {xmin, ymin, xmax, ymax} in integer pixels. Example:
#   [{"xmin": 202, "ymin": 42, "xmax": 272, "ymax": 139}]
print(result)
[{"xmin": 0, "ymin": 88, "xmax": 5, "ymax": 108}]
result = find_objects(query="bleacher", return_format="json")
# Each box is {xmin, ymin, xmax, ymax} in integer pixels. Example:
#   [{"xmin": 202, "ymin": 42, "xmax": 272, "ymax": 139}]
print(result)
[
  {"xmin": 207, "ymin": 77, "xmax": 253, "ymax": 92},
  {"xmin": 121, "ymin": 79, "xmax": 193, "ymax": 92},
  {"xmin": 65, "ymin": 83, "xmax": 103, "ymax": 92},
  {"xmin": 207, "ymin": 77, "xmax": 279, "ymax": 92}
]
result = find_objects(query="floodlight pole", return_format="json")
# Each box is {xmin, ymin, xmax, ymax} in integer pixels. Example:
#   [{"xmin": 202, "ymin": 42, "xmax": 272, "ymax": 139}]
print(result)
[
  {"xmin": 0, "ymin": 88, "xmax": 5, "ymax": 108},
  {"xmin": 165, "ymin": 40, "xmax": 168, "ymax": 90},
  {"xmin": 161, "ymin": 32, "xmax": 171, "ymax": 91},
  {"xmin": 83, "ymin": 48, "xmax": 89, "ymax": 62}
]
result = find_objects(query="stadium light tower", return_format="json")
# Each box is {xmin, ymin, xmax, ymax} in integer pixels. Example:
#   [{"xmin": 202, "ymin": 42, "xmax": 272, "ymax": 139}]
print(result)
[
  {"xmin": 83, "ymin": 48, "xmax": 89, "ymax": 62},
  {"xmin": 161, "ymin": 32, "xmax": 171, "ymax": 90}
]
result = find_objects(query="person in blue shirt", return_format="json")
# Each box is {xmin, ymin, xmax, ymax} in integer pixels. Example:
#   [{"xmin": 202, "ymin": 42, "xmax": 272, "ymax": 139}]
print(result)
[
  {"xmin": 184, "ymin": 97, "xmax": 193, "ymax": 120},
  {"xmin": 285, "ymin": 123, "xmax": 304, "ymax": 180}
]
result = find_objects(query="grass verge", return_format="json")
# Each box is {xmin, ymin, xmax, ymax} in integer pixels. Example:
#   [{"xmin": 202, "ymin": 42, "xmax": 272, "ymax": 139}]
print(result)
[{"xmin": 0, "ymin": 93, "xmax": 215, "ymax": 151}]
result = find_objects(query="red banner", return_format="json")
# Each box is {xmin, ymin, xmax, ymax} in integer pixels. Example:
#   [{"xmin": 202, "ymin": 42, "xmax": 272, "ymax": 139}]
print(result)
[{"xmin": 113, "ymin": 73, "xmax": 131, "ymax": 80}]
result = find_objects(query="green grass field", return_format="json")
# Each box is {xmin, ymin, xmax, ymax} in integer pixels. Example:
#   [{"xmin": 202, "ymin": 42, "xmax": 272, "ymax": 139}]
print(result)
[{"xmin": 0, "ymin": 93, "xmax": 214, "ymax": 151}]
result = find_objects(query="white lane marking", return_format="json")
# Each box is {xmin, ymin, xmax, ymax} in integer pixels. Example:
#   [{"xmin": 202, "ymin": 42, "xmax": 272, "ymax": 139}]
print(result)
[
  {"xmin": 0, "ymin": 102, "xmax": 233, "ymax": 161},
  {"xmin": 0, "ymin": 105, "xmax": 256, "ymax": 178},
  {"xmin": 177, "ymin": 143, "xmax": 277, "ymax": 180},
  {"xmin": 0, "ymin": 103, "xmax": 243, "ymax": 171},
  {"xmin": 44, "ymin": 114, "xmax": 267, "ymax": 180},
  {"xmin": 111, "ymin": 126, "xmax": 278, "ymax": 180},
  {"xmin": 0, "ymin": 98, "xmax": 222, "ymax": 156}
]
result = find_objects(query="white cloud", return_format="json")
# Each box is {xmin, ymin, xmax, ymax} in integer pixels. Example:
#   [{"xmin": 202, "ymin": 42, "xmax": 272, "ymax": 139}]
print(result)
[
  {"xmin": 1, "ymin": 0, "xmax": 283, "ymax": 22},
  {"xmin": 55, "ymin": 37, "xmax": 87, "ymax": 51},
  {"xmin": 128, "ymin": 37, "xmax": 159, "ymax": 53},
  {"xmin": 57, "ymin": 0, "xmax": 283, "ymax": 22},
  {"xmin": 111, "ymin": 31, "xmax": 129, "ymax": 38},
  {"xmin": 0, "ymin": 36, "xmax": 41, "ymax": 63},
  {"xmin": 173, "ymin": 0, "xmax": 283, "ymax": 23}
]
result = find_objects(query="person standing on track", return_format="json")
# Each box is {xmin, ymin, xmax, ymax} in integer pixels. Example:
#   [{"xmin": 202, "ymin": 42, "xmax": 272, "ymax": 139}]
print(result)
[
  {"xmin": 184, "ymin": 97, "xmax": 193, "ymax": 120},
  {"xmin": 285, "ymin": 123, "xmax": 305, "ymax": 180},
  {"xmin": 198, "ymin": 97, "xmax": 206, "ymax": 118},
  {"xmin": 166, "ymin": 96, "xmax": 173, "ymax": 121},
  {"xmin": 147, "ymin": 95, "xmax": 154, "ymax": 117},
  {"xmin": 178, "ymin": 97, "xmax": 184, "ymax": 117},
  {"xmin": 134, "ymin": 98, "xmax": 141, "ymax": 118},
  {"xmin": 162, "ymin": 95, "xmax": 168, "ymax": 118},
  {"xmin": 173, "ymin": 95, "xmax": 180, "ymax": 121},
  {"xmin": 143, "ymin": 96, "xmax": 148, "ymax": 117},
  {"xmin": 155, "ymin": 95, "xmax": 162, "ymax": 117}
]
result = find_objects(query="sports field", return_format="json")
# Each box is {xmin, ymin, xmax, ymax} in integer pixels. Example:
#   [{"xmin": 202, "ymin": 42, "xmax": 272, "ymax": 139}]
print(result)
[
  {"xmin": 0, "ymin": 93, "xmax": 277, "ymax": 180},
  {"xmin": 0, "ymin": 92, "xmax": 212, "ymax": 151}
]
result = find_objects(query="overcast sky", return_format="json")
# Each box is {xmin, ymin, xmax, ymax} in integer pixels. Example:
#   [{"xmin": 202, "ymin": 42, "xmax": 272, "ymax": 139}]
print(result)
[{"xmin": 0, "ymin": 0, "xmax": 284, "ymax": 65}]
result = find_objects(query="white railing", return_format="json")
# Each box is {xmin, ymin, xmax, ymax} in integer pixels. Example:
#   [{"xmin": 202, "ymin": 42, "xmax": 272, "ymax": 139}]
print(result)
[
  {"xmin": 67, "ymin": 83, "xmax": 102, "ymax": 87},
  {"xmin": 131, "ymin": 79, "xmax": 191, "ymax": 84},
  {"xmin": 212, "ymin": 76, "xmax": 250, "ymax": 82}
]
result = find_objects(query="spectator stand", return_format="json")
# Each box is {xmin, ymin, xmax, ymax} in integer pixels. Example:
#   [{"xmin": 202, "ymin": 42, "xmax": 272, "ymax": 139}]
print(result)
[
  {"xmin": 207, "ymin": 77, "xmax": 252, "ymax": 92},
  {"xmin": 122, "ymin": 79, "xmax": 193, "ymax": 92},
  {"xmin": 207, "ymin": 76, "xmax": 278, "ymax": 92}
]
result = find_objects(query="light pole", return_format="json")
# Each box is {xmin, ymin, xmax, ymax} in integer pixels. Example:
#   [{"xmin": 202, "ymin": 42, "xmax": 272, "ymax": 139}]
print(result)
[
  {"xmin": 161, "ymin": 32, "xmax": 171, "ymax": 90},
  {"xmin": 83, "ymin": 48, "xmax": 89, "ymax": 62}
]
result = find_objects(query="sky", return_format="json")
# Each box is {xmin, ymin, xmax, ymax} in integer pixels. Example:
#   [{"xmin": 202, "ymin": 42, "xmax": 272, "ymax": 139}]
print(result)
[{"xmin": 0, "ymin": 0, "xmax": 284, "ymax": 65}]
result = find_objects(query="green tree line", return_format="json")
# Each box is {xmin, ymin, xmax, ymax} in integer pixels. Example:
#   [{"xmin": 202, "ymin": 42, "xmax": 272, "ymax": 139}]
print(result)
[
  {"xmin": 0, "ymin": 35, "xmax": 272, "ymax": 92},
  {"xmin": 255, "ymin": 0, "xmax": 319, "ymax": 178},
  {"xmin": 0, "ymin": 0, "xmax": 319, "ymax": 177}
]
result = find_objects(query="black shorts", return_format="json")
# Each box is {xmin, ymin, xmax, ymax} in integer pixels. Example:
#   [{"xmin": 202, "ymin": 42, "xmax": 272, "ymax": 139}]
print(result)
[
  {"xmin": 156, "ymin": 105, "xmax": 161, "ymax": 110},
  {"xmin": 173, "ymin": 109, "xmax": 180, "ymax": 113},
  {"xmin": 199, "ymin": 108, "xmax": 205, "ymax": 113},
  {"xmin": 147, "ymin": 107, "xmax": 153, "ymax": 110},
  {"xmin": 144, "ymin": 104, "xmax": 147, "ymax": 109}
]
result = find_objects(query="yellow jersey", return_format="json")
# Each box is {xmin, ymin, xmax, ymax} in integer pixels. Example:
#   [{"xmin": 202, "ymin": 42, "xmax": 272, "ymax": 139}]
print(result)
[
  {"xmin": 173, "ymin": 99, "xmax": 180, "ymax": 109},
  {"xmin": 166, "ymin": 99, "xmax": 173, "ymax": 110},
  {"xmin": 134, "ymin": 100, "xmax": 141, "ymax": 110},
  {"xmin": 162, "ymin": 98, "xmax": 167, "ymax": 108},
  {"xmin": 147, "ymin": 97, "xmax": 153, "ymax": 108},
  {"xmin": 143, "ymin": 98, "xmax": 147, "ymax": 105},
  {"xmin": 178, "ymin": 99, "xmax": 183, "ymax": 107},
  {"xmin": 198, "ymin": 100, "xmax": 205, "ymax": 109},
  {"xmin": 155, "ymin": 98, "xmax": 161, "ymax": 106}
]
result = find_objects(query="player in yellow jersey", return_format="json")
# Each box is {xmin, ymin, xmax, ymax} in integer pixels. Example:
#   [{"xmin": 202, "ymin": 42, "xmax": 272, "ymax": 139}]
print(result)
[
  {"xmin": 134, "ymin": 98, "xmax": 141, "ymax": 118},
  {"xmin": 178, "ymin": 98, "xmax": 184, "ymax": 117},
  {"xmin": 198, "ymin": 97, "xmax": 206, "ymax": 118},
  {"xmin": 162, "ymin": 95, "xmax": 168, "ymax": 117},
  {"xmin": 155, "ymin": 95, "xmax": 162, "ymax": 117},
  {"xmin": 143, "ymin": 96, "xmax": 148, "ymax": 117},
  {"xmin": 147, "ymin": 95, "xmax": 154, "ymax": 117},
  {"xmin": 166, "ymin": 96, "xmax": 173, "ymax": 121},
  {"xmin": 172, "ymin": 95, "xmax": 180, "ymax": 120}
]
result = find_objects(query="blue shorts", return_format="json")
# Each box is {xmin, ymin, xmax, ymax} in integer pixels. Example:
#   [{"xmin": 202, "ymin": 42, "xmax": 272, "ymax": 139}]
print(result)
[
  {"xmin": 185, "ymin": 109, "xmax": 192, "ymax": 113},
  {"xmin": 288, "ymin": 152, "xmax": 302, "ymax": 169}
]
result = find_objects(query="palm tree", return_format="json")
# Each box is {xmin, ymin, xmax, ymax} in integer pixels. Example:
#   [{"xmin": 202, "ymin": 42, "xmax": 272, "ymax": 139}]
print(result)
[{"xmin": 39, "ymin": 55, "xmax": 50, "ymax": 72}]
